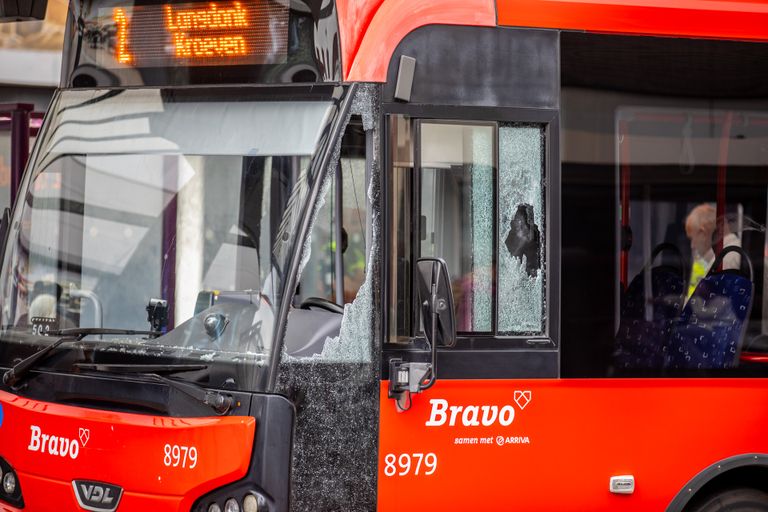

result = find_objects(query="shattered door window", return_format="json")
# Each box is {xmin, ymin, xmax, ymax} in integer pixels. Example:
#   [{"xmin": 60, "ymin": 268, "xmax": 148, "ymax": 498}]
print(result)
[
  {"xmin": 498, "ymin": 124, "xmax": 545, "ymax": 334},
  {"xmin": 388, "ymin": 117, "xmax": 548, "ymax": 341}
]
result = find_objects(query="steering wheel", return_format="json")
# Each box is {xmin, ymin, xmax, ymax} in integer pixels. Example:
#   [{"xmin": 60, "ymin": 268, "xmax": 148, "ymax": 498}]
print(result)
[{"xmin": 299, "ymin": 297, "xmax": 345, "ymax": 314}]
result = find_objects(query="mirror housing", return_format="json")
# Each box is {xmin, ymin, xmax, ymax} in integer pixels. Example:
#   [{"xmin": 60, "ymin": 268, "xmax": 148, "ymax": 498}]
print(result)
[{"xmin": 416, "ymin": 257, "xmax": 456, "ymax": 348}]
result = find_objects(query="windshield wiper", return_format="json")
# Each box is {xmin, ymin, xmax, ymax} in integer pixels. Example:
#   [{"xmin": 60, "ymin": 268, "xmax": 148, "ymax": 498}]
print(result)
[
  {"xmin": 2, "ymin": 328, "xmax": 159, "ymax": 388},
  {"xmin": 74, "ymin": 363, "xmax": 206, "ymax": 374},
  {"xmin": 73, "ymin": 363, "xmax": 234, "ymax": 415},
  {"xmin": 2, "ymin": 334, "xmax": 80, "ymax": 387}
]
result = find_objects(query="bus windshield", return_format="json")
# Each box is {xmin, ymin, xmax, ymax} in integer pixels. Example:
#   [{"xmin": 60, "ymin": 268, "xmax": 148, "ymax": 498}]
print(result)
[{"xmin": 0, "ymin": 87, "xmax": 338, "ymax": 392}]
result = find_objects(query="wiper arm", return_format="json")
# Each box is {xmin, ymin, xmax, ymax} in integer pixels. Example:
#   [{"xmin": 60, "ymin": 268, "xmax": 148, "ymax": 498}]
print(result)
[
  {"xmin": 2, "ymin": 329, "xmax": 159, "ymax": 388},
  {"xmin": 3, "ymin": 334, "xmax": 80, "ymax": 387},
  {"xmin": 73, "ymin": 363, "xmax": 234, "ymax": 415}
]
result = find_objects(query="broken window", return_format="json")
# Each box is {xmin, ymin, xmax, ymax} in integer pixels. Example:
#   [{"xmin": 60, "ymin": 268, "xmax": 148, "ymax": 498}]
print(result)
[
  {"xmin": 389, "ymin": 117, "xmax": 547, "ymax": 341},
  {"xmin": 498, "ymin": 124, "xmax": 545, "ymax": 334},
  {"xmin": 276, "ymin": 85, "xmax": 381, "ymax": 512}
]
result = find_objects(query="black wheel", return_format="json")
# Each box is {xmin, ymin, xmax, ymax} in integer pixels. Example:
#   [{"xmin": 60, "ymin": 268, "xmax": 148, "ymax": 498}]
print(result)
[{"xmin": 686, "ymin": 487, "xmax": 768, "ymax": 512}]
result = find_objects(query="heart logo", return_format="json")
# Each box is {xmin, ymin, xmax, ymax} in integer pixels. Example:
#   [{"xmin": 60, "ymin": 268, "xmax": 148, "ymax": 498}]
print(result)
[
  {"xmin": 78, "ymin": 428, "xmax": 90, "ymax": 447},
  {"xmin": 514, "ymin": 390, "xmax": 532, "ymax": 410}
]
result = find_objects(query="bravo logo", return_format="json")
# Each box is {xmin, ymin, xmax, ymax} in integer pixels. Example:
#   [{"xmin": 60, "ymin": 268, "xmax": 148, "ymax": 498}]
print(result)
[
  {"xmin": 27, "ymin": 425, "xmax": 87, "ymax": 459},
  {"xmin": 425, "ymin": 391, "xmax": 533, "ymax": 427}
]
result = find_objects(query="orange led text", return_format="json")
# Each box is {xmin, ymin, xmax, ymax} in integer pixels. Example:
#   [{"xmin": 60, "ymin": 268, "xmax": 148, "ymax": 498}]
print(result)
[
  {"xmin": 165, "ymin": 2, "xmax": 250, "ymax": 58},
  {"xmin": 113, "ymin": 8, "xmax": 132, "ymax": 64}
]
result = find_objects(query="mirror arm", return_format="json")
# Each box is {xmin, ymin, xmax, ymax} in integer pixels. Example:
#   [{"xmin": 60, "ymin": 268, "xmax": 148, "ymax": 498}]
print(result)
[
  {"xmin": 420, "ymin": 287, "xmax": 439, "ymax": 391},
  {"xmin": 388, "ymin": 257, "xmax": 455, "ymax": 410}
]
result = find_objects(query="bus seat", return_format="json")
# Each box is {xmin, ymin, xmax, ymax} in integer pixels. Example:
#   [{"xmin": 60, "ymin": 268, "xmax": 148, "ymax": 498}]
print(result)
[
  {"xmin": 613, "ymin": 244, "xmax": 685, "ymax": 370},
  {"xmin": 667, "ymin": 246, "xmax": 753, "ymax": 369},
  {"xmin": 284, "ymin": 307, "xmax": 342, "ymax": 358}
]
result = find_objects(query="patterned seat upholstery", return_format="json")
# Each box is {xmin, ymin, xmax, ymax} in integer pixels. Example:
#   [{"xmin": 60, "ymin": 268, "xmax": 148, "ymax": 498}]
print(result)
[
  {"xmin": 614, "ymin": 266, "xmax": 685, "ymax": 370},
  {"xmin": 667, "ymin": 246, "xmax": 753, "ymax": 370}
]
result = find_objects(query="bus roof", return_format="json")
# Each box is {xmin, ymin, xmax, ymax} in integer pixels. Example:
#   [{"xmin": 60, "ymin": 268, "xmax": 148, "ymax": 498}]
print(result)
[{"xmin": 341, "ymin": 0, "xmax": 768, "ymax": 82}]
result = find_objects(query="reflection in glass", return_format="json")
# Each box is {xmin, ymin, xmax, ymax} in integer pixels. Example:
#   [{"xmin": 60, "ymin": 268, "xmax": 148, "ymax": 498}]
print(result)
[{"xmin": 0, "ymin": 88, "xmax": 335, "ymax": 391}]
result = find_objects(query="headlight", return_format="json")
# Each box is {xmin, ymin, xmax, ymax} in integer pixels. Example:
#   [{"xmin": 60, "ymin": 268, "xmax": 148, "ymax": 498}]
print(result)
[
  {"xmin": 224, "ymin": 498, "xmax": 241, "ymax": 512},
  {"xmin": 0, "ymin": 457, "xmax": 23, "ymax": 508},
  {"xmin": 2, "ymin": 471, "xmax": 16, "ymax": 495},
  {"xmin": 243, "ymin": 495, "xmax": 258, "ymax": 512}
]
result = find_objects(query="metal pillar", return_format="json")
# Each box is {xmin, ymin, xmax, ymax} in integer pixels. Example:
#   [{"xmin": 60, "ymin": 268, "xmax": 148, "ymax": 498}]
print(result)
[{"xmin": 0, "ymin": 104, "xmax": 34, "ymax": 208}]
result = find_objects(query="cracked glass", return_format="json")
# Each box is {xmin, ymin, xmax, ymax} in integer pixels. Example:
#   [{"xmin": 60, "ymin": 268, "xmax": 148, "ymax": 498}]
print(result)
[{"xmin": 498, "ymin": 124, "xmax": 546, "ymax": 334}]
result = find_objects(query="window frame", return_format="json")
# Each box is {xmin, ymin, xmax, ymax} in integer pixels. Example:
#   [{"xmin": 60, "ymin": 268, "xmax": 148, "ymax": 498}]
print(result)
[{"xmin": 383, "ymin": 103, "xmax": 561, "ymax": 352}]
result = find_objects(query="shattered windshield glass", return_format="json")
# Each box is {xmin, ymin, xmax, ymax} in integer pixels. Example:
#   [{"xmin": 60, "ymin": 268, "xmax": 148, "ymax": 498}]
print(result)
[
  {"xmin": 0, "ymin": 87, "xmax": 338, "ymax": 392},
  {"xmin": 276, "ymin": 85, "xmax": 381, "ymax": 512}
]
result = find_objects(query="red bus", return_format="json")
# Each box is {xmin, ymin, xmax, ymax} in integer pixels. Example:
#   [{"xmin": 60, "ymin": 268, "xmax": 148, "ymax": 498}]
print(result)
[{"xmin": 3, "ymin": 0, "xmax": 768, "ymax": 511}]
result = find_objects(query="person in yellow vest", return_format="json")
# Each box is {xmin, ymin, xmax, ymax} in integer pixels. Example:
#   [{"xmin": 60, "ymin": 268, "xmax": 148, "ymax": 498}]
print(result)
[{"xmin": 684, "ymin": 203, "xmax": 740, "ymax": 299}]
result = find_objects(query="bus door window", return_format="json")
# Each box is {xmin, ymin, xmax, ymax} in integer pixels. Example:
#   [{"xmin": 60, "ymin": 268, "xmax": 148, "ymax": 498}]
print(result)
[
  {"xmin": 497, "ymin": 124, "xmax": 545, "ymax": 334},
  {"xmin": 388, "ymin": 115, "xmax": 550, "ymax": 346},
  {"xmin": 419, "ymin": 121, "xmax": 495, "ymax": 333}
]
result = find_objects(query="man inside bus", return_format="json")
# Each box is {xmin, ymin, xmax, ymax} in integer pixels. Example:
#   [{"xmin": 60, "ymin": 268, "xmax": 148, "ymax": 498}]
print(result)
[{"xmin": 685, "ymin": 202, "xmax": 741, "ymax": 298}]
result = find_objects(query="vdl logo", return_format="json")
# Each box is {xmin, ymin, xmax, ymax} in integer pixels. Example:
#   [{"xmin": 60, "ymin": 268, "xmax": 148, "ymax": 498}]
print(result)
[{"xmin": 72, "ymin": 480, "xmax": 123, "ymax": 512}]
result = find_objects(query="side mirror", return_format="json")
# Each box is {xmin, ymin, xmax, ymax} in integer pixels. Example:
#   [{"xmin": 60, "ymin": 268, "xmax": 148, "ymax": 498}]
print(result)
[
  {"xmin": 416, "ymin": 257, "xmax": 456, "ymax": 348},
  {"xmin": 388, "ymin": 257, "xmax": 456, "ymax": 410}
]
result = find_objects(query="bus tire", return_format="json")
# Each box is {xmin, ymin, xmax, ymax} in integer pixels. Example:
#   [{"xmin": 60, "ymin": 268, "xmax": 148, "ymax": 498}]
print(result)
[{"xmin": 686, "ymin": 487, "xmax": 768, "ymax": 512}]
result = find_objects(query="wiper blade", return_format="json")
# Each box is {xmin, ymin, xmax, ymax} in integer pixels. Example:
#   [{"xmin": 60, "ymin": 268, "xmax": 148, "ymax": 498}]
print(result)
[
  {"xmin": 74, "ymin": 363, "xmax": 207, "ymax": 374},
  {"xmin": 50, "ymin": 328, "xmax": 160, "ymax": 338},
  {"xmin": 2, "ymin": 329, "xmax": 159, "ymax": 388},
  {"xmin": 74, "ymin": 363, "xmax": 233, "ymax": 415}
]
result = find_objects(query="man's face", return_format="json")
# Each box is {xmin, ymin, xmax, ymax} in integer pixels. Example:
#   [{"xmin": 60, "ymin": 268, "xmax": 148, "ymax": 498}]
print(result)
[{"xmin": 687, "ymin": 221, "xmax": 712, "ymax": 257}]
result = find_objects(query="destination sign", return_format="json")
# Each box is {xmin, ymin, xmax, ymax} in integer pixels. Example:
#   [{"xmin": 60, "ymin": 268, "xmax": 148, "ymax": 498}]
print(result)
[{"xmin": 102, "ymin": 0, "xmax": 289, "ymax": 68}]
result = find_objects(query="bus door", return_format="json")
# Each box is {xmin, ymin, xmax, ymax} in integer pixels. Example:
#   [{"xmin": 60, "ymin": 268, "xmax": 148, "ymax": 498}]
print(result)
[
  {"xmin": 377, "ymin": 24, "xmax": 562, "ymax": 511},
  {"xmin": 380, "ymin": 108, "xmax": 560, "ymax": 510}
]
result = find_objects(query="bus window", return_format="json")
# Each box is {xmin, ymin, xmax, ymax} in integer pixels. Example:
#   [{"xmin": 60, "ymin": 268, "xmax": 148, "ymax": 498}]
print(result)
[
  {"xmin": 498, "ymin": 123, "xmax": 545, "ymax": 334},
  {"xmin": 298, "ymin": 117, "xmax": 367, "ymax": 307},
  {"xmin": 284, "ymin": 115, "xmax": 374, "ymax": 361},
  {"xmin": 419, "ymin": 121, "xmax": 495, "ymax": 333},
  {"xmin": 388, "ymin": 116, "xmax": 548, "ymax": 344},
  {"xmin": 276, "ymin": 101, "xmax": 379, "ymax": 512},
  {"xmin": 561, "ymin": 32, "xmax": 768, "ymax": 377}
]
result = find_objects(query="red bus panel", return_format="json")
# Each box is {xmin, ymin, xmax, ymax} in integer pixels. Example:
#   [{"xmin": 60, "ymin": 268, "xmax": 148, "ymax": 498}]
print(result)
[
  {"xmin": 378, "ymin": 379, "xmax": 768, "ymax": 511},
  {"xmin": 498, "ymin": 0, "xmax": 768, "ymax": 41},
  {"xmin": 339, "ymin": 0, "xmax": 496, "ymax": 82},
  {"xmin": 0, "ymin": 390, "xmax": 255, "ymax": 511}
]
